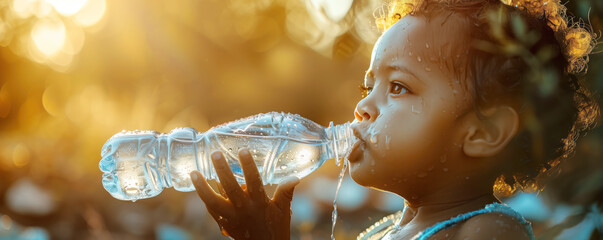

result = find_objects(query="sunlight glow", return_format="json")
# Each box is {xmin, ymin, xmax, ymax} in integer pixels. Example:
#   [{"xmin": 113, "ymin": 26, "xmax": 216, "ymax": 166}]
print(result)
[
  {"xmin": 31, "ymin": 19, "xmax": 66, "ymax": 56},
  {"xmin": 74, "ymin": 0, "xmax": 106, "ymax": 27},
  {"xmin": 45, "ymin": 0, "xmax": 88, "ymax": 16}
]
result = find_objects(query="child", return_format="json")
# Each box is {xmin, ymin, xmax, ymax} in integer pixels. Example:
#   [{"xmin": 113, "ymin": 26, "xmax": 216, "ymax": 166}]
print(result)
[{"xmin": 189, "ymin": 0, "xmax": 598, "ymax": 239}]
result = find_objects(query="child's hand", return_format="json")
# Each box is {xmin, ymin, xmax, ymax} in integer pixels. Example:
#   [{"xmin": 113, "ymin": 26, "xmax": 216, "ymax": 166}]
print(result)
[{"xmin": 190, "ymin": 148, "xmax": 300, "ymax": 240}]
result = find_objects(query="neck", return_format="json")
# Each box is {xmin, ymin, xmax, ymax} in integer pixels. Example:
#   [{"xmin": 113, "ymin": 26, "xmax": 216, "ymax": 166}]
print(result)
[{"xmin": 397, "ymin": 177, "xmax": 499, "ymax": 226}]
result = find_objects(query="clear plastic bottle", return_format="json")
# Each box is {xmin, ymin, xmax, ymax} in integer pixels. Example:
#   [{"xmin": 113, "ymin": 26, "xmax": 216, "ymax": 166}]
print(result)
[{"xmin": 99, "ymin": 112, "xmax": 356, "ymax": 201}]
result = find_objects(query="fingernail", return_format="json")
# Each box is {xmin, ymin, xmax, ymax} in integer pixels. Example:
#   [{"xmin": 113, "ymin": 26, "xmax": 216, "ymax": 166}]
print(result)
[
  {"xmin": 211, "ymin": 151, "xmax": 222, "ymax": 160},
  {"xmin": 240, "ymin": 148, "xmax": 249, "ymax": 155},
  {"xmin": 190, "ymin": 171, "xmax": 198, "ymax": 181}
]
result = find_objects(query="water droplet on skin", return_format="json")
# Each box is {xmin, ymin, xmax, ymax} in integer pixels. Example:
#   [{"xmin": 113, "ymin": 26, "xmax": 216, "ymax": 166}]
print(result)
[
  {"xmin": 465, "ymin": 176, "xmax": 470, "ymax": 180},
  {"xmin": 412, "ymin": 106, "xmax": 420, "ymax": 114},
  {"xmin": 245, "ymin": 230, "xmax": 250, "ymax": 238},
  {"xmin": 411, "ymin": 98, "xmax": 424, "ymax": 114},
  {"xmin": 443, "ymin": 168, "xmax": 449, "ymax": 172},
  {"xmin": 475, "ymin": 227, "xmax": 481, "ymax": 233},
  {"xmin": 417, "ymin": 56, "xmax": 422, "ymax": 62},
  {"xmin": 408, "ymin": 51, "xmax": 413, "ymax": 56},
  {"xmin": 411, "ymin": 195, "xmax": 418, "ymax": 200},
  {"xmin": 385, "ymin": 135, "xmax": 391, "ymax": 150},
  {"xmin": 371, "ymin": 160, "xmax": 376, "ymax": 166},
  {"xmin": 417, "ymin": 172, "xmax": 427, "ymax": 178},
  {"xmin": 427, "ymin": 165, "xmax": 434, "ymax": 171},
  {"xmin": 425, "ymin": 66, "xmax": 431, "ymax": 72},
  {"xmin": 425, "ymin": 43, "xmax": 430, "ymax": 49},
  {"xmin": 440, "ymin": 155, "xmax": 447, "ymax": 163},
  {"xmin": 371, "ymin": 169, "xmax": 375, "ymax": 174}
]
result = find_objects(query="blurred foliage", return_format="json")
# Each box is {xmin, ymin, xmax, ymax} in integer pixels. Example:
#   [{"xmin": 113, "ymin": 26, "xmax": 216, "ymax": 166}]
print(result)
[{"xmin": 0, "ymin": 0, "xmax": 600, "ymax": 239}]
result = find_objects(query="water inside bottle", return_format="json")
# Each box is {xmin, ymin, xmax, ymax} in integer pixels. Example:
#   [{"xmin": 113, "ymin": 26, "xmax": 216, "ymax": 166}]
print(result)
[{"xmin": 209, "ymin": 133, "xmax": 328, "ymax": 184}]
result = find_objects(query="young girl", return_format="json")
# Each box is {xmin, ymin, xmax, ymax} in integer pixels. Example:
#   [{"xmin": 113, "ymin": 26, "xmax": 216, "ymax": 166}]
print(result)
[{"xmin": 189, "ymin": 0, "xmax": 598, "ymax": 239}]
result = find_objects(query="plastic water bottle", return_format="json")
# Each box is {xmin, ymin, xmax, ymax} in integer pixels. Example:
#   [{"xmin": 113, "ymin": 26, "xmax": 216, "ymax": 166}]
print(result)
[{"xmin": 99, "ymin": 112, "xmax": 356, "ymax": 201}]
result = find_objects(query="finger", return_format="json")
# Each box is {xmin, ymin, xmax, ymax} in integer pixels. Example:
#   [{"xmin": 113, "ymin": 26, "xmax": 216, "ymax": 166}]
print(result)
[
  {"xmin": 217, "ymin": 183, "xmax": 227, "ymax": 198},
  {"xmin": 272, "ymin": 176, "xmax": 300, "ymax": 211},
  {"xmin": 190, "ymin": 171, "xmax": 230, "ymax": 212},
  {"xmin": 211, "ymin": 151, "xmax": 246, "ymax": 208},
  {"xmin": 207, "ymin": 179, "xmax": 227, "ymax": 198},
  {"xmin": 238, "ymin": 148, "xmax": 267, "ymax": 202}
]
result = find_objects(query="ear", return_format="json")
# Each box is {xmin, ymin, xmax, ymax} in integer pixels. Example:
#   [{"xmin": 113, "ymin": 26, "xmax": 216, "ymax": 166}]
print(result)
[{"xmin": 463, "ymin": 106, "xmax": 519, "ymax": 158}]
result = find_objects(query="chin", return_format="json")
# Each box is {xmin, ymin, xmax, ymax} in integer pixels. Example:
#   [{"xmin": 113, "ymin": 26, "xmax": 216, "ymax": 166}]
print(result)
[{"xmin": 348, "ymin": 161, "xmax": 378, "ymax": 188}]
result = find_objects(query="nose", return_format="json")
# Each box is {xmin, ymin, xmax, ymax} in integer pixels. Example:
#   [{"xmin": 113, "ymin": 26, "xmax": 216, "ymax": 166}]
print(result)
[{"xmin": 354, "ymin": 98, "xmax": 378, "ymax": 122}]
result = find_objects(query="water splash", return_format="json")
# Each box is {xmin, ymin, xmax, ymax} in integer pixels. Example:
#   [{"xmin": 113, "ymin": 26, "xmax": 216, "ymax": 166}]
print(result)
[
  {"xmin": 331, "ymin": 159, "xmax": 348, "ymax": 240},
  {"xmin": 417, "ymin": 56, "xmax": 422, "ymax": 62}
]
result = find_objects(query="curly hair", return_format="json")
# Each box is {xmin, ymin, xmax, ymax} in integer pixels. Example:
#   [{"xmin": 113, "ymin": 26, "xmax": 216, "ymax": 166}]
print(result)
[{"xmin": 375, "ymin": 0, "xmax": 599, "ymax": 196}]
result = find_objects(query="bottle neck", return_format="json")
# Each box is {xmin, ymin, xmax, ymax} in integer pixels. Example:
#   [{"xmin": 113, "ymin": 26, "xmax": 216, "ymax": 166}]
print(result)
[{"xmin": 326, "ymin": 122, "xmax": 355, "ymax": 166}]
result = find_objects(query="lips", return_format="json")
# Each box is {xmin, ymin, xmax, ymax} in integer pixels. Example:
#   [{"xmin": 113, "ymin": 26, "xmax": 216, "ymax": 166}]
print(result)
[{"xmin": 347, "ymin": 125, "xmax": 366, "ymax": 163}]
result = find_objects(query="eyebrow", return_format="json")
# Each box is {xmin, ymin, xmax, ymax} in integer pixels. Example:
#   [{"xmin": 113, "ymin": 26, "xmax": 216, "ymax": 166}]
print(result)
[
  {"xmin": 365, "ymin": 64, "xmax": 421, "ymax": 82},
  {"xmin": 386, "ymin": 64, "xmax": 420, "ymax": 81}
]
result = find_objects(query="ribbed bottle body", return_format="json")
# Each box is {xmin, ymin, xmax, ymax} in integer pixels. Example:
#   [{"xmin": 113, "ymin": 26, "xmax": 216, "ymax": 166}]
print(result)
[{"xmin": 100, "ymin": 112, "xmax": 356, "ymax": 201}]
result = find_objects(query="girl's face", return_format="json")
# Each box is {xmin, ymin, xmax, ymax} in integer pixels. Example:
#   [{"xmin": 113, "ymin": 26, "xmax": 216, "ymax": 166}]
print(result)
[{"xmin": 348, "ymin": 13, "xmax": 473, "ymax": 195}]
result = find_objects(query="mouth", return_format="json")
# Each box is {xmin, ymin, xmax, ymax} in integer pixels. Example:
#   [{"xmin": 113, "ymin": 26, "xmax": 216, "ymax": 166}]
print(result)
[{"xmin": 347, "ymin": 126, "xmax": 366, "ymax": 163}]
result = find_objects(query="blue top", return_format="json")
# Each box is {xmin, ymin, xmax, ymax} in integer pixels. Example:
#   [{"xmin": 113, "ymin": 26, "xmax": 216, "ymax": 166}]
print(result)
[{"xmin": 357, "ymin": 203, "xmax": 535, "ymax": 240}]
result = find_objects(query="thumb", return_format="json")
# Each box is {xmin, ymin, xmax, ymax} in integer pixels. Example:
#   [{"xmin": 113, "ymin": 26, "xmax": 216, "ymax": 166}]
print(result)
[{"xmin": 272, "ymin": 176, "xmax": 300, "ymax": 210}]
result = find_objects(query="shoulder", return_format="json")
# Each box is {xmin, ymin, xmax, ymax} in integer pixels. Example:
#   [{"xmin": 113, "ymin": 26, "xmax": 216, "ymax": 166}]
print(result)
[{"xmin": 452, "ymin": 212, "xmax": 532, "ymax": 240}]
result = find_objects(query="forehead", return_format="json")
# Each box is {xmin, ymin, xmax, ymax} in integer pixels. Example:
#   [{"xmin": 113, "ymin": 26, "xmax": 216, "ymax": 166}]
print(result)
[{"xmin": 370, "ymin": 12, "xmax": 470, "ymax": 75}]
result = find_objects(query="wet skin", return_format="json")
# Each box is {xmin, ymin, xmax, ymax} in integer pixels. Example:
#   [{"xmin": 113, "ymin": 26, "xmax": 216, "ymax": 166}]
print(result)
[
  {"xmin": 191, "ymin": 10, "xmax": 530, "ymax": 240},
  {"xmin": 349, "ymin": 12, "xmax": 529, "ymax": 239}
]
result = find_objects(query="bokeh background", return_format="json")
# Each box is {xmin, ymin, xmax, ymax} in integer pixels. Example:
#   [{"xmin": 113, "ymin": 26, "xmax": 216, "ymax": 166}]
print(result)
[{"xmin": 0, "ymin": 0, "xmax": 601, "ymax": 239}]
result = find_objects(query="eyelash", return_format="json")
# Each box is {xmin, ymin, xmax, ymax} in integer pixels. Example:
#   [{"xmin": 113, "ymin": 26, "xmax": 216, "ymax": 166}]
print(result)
[
  {"xmin": 389, "ymin": 81, "xmax": 409, "ymax": 95},
  {"xmin": 359, "ymin": 85, "xmax": 372, "ymax": 98},
  {"xmin": 359, "ymin": 82, "xmax": 410, "ymax": 98}
]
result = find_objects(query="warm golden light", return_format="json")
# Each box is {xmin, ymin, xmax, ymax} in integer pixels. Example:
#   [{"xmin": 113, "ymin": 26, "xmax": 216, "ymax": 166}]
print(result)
[
  {"xmin": 45, "ymin": 0, "xmax": 88, "ymax": 16},
  {"xmin": 12, "ymin": 144, "xmax": 30, "ymax": 168},
  {"xmin": 73, "ymin": 0, "xmax": 106, "ymax": 28},
  {"xmin": 31, "ymin": 18, "xmax": 66, "ymax": 56}
]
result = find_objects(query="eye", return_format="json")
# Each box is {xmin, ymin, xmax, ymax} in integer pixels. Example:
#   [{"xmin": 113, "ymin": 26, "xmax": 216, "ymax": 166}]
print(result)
[
  {"xmin": 359, "ymin": 85, "xmax": 373, "ymax": 98},
  {"xmin": 389, "ymin": 81, "xmax": 409, "ymax": 95}
]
